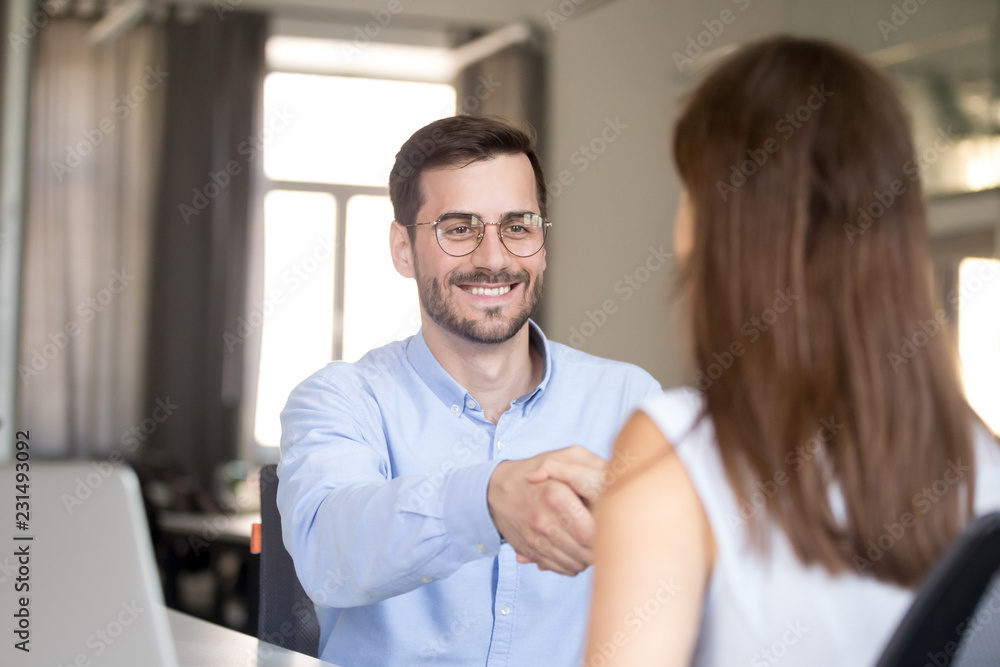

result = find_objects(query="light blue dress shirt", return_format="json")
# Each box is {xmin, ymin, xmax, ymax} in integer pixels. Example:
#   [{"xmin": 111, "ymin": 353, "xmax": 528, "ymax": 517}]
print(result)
[{"xmin": 278, "ymin": 321, "xmax": 661, "ymax": 666}]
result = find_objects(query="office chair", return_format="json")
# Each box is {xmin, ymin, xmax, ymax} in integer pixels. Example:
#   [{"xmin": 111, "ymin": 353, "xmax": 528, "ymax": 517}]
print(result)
[
  {"xmin": 254, "ymin": 464, "xmax": 321, "ymax": 657},
  {"xmin": 875, "ymin": 511, "xmax": 1000, "ymax": 667}
]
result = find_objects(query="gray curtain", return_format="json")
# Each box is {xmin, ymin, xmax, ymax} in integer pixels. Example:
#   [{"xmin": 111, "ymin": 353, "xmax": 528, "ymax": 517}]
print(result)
[
  {"xmin": 454, "ymin": 32, "xmax": 547, "ymax": 155},
  {"xmin": 18, "ymin": 20, "xmax": 165, "ymax": 458},
  {"xmin": 143, "ymin": 10, "xmax": 267, "ymax": 497}
]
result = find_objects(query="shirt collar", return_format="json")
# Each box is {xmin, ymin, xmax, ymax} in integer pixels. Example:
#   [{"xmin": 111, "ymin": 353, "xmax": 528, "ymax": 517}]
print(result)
[{"xmin": 405, "ymin": 319, "xmax": 552, "ymax": 415}]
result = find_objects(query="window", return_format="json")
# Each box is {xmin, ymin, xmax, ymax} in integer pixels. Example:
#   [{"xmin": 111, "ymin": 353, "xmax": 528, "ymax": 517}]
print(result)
[
  {"xmin": 251, "ymin": 70, "xmax": 456, "ymax": 450},
  {"xmin": 958, "ymin": 257, "xmax": 1000, "ymax": 434}
]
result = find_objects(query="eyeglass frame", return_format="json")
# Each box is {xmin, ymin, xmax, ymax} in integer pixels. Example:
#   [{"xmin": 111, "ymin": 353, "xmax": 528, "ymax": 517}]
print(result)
[{"xmin": 402, "ymin": 212, "xmax": 553, "ymax": 258}]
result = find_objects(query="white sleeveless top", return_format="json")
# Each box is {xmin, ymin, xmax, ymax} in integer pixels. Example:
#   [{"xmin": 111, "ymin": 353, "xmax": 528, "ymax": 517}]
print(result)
[{"xmin": 641, "ymin": 386, "xmax": 1000, "ymax": 667}]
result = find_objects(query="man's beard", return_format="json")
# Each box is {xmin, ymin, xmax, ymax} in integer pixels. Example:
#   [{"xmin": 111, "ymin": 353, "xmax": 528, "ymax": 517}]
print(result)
[{"xmin": 415, "ymin": 265, "xmax": 543, "ymax": 345}]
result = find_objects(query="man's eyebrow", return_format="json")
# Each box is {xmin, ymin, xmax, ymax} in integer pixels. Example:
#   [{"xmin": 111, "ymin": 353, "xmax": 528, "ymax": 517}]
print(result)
[{"xmin": 438, "ymin": 210, "xmax": 539, "ymax": 219}]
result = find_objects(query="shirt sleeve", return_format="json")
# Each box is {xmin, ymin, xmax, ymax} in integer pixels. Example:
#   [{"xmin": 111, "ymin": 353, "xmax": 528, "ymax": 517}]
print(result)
[
  {"xmin": 641, "ymin": 371, "xmax": 664, "ymax": 402},
  {"xmin": 629, "ymin": 366, "xmax": 663, "ymax": 410},
  {"xmin": 276, "ymin": 370, "xmax": 503, "ymax": 609}
]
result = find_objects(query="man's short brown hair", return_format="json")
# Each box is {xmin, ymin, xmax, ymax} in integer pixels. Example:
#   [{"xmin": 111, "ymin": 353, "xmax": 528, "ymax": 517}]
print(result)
[{"xmin": 389, "ymin": 115, "xmax": 547, "ymax": 234}]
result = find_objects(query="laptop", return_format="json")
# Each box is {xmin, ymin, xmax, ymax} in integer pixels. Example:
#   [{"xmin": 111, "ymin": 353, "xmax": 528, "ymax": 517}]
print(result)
[{"xmin": 0, "ymin": 461, "xmax": 178, "ymax": 667}]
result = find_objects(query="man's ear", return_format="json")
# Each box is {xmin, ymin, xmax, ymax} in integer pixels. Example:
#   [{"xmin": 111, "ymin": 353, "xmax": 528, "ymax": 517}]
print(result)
[{"xmin": 390, "ymin": 221, "xmax": 415, "ymax": 279}]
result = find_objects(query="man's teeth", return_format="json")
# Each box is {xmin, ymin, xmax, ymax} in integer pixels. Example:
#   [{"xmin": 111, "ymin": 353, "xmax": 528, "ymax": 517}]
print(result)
[{"xmin": 464, "ymin": 285, "xmax": 512, "ymax": 296}]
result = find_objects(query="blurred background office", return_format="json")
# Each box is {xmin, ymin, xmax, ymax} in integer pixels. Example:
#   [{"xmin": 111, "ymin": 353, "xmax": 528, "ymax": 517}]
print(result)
[{"xmin": 1, "ymin": 0, "xmax": 998, "ymax": 637}]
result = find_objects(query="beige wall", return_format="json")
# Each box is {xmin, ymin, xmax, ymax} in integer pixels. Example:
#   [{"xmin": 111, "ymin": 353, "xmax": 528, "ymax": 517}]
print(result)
[
  {"xmin": 541, "ymin": 0, "xmax": 784, "ymax": 387},
  {"xmin": 538, "ymin": 0, "xmax": 994, "ymax": 387}
]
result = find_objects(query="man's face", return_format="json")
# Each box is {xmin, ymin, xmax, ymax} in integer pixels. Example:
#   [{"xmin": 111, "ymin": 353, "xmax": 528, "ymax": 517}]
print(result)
[{"xmin": 404, "ymin": 153, "xmax": 546, "ymax": 345}]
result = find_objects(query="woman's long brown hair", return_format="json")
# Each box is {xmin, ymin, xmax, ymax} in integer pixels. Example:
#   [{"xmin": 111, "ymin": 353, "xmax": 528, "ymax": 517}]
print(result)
[{"xmin": 674, "ymin": 35, "xmax": 989, "ymax": 587}]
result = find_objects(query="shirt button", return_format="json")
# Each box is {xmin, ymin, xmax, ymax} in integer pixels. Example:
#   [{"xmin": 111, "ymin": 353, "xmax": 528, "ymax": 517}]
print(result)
[
  {"xmin": 421, "ymin": 576, "xmax": 432, "ymax": 584},
  {"xmin": 475, "ymin": 543, "xmax": 486, "ymax": 554},
  {"xmin": 500, "ymin": 605, "xmax": 510, "ymax": 616},
  {"xmin": 451, "ymin": 405, "xmax": 460, "ymax": 414},
  {"xmin": 497, "ymin": 440, "xmax": 505, "ymax": 450},
  {"xmin": 466, "ymin": 398, "xmax": 476, "ymax": 409}
]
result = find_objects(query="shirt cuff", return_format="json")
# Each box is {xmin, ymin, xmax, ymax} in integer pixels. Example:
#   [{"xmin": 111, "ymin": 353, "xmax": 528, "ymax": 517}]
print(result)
[{"xmin": 441, "ymin": 459, "xmax": 504, "ymax": 560}]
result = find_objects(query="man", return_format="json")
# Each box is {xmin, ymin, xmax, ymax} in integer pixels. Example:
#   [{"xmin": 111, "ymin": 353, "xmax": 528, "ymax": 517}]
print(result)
[{"xmin": 278, "ymin": 115, "xmax": 660, "ymax": 666}]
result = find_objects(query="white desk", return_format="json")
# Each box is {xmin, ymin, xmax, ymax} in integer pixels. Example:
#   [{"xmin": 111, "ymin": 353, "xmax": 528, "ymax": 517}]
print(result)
[{"xmin": 169, "ymin": 610, "xmax": 338, "ymax": 666}]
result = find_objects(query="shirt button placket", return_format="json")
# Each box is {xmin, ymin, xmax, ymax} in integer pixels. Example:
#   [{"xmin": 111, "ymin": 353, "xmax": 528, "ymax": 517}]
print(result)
[{"xmin": 488, "ymin": 532, "xmax": 518, "ymax": 663}]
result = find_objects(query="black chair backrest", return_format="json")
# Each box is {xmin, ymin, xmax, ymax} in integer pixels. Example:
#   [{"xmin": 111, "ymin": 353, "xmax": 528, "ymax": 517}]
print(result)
[
  {"xmin": 876, "ymin": 511, "xmax": 1000, "ymax": 667},
  {"xmin": 953, "ymin": 574, "xmax": 1000, "ymax": 666},
  {"xmin": 258, "ymin": 464, "xmax": 320, "ymax": 657}
]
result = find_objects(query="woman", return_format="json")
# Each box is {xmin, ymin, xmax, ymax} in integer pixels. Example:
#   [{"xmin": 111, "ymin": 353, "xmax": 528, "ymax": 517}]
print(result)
[{"xmin": 584, "ymin": 36, "xmax": 1000, "ymax": 666}]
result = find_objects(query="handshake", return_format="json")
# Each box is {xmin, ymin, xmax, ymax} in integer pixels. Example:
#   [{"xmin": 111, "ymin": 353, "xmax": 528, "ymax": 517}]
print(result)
[{"xmin": 487, "ymin": 445, "xmax": 631, "ymax": 576}]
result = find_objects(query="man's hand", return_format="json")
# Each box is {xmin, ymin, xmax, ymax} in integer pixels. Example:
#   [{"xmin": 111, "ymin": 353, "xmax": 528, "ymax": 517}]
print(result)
[{"xmin": 487, "ymin": 445, "xmax": 607, "ymax": 576}]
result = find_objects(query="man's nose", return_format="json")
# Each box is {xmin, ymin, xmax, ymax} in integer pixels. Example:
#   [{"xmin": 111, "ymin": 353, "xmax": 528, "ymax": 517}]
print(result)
[{"xmin": 470, "ymin": 223, "xmax": 511, "ymax": 270}]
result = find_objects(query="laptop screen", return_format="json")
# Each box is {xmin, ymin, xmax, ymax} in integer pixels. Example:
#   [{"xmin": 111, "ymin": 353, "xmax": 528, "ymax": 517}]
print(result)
[{"xmin": 0, "ymin": 461, "xmax": 178, "ymax": 667}]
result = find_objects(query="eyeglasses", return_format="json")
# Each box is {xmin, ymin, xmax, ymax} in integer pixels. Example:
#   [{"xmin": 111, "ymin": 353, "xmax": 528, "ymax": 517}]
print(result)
[{"xmin": 405, "ymin": 212, "xmax": 552, "ymax": 258}]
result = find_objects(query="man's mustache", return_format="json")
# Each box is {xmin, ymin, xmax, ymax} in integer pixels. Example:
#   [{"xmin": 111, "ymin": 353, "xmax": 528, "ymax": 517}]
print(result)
[{"xmin": 449, "ymin": 270, "xmax": 530, "ymax": 285}]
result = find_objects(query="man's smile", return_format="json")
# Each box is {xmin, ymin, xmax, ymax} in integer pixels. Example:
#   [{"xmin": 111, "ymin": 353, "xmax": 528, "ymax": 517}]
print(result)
[{"xmin": 457, "ymin": 282, "xmax": 518, "ymax": 298}]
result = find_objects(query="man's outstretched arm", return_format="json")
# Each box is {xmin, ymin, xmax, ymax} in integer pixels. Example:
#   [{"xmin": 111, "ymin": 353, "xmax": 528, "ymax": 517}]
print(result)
[{"xmin": 277, "ymin": 373, "xmax": 505, "ymax": 608}]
